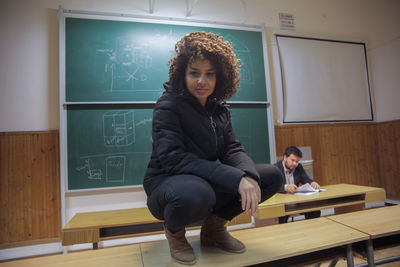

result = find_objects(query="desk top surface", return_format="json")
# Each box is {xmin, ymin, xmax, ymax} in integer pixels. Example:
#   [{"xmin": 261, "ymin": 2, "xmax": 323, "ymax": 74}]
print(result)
[
  {"xmin": 0, "ymin": 243, "xmax": 142, "ymax": 267},
  {"xmin": 63, "ymin": 207, "xmax": 160, "ymax": 230},
  {"xmin": 8, "ymin": 218, "xmax": 369, "ymax": 267},
  {"xmin": 327, "ymin": 205, "xmax": 400, "ymax": 238},
  {"xmin": 63, "ymin": 184, "xmax": 385, "ymax": 230},
  {"xmin": 141, "ymin": 217, "xmax": 368, "ymax": 267},
  {"xmin": 259, "ymin": 183, "xmax": 385, "ymax": 207}
]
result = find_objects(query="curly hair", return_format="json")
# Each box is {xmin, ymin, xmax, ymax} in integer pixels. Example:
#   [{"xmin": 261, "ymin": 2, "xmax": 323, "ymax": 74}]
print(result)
[{"xmin": 168, "ymin": 31, "xmax": 240, "ymax": 102}]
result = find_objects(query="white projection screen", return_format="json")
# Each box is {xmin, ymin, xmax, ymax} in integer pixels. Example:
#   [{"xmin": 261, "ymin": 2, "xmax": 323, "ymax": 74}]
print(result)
[{"xmin": 276, "ymin": 35, "xmax": 373, "ymax": 123}]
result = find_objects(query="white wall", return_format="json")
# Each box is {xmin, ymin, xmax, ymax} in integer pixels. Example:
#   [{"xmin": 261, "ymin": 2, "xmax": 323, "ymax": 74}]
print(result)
[
  {"xmin": 369, "ymin": 37, "xmax": 400, "ymax": 122},
  {"xmin": 1, "ymin": 0, "xmax": 399, "ymax": 259},
  {"xmin": 0, "ymin": 0, "xmax": 59, "ymax": 131}
]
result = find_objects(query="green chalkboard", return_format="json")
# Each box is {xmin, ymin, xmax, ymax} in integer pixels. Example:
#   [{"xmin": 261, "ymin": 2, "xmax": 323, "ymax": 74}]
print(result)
[
  {"xmin": 65, "ymin": 18, "xmax": 267, "ymax": 102},
  {"xmin": 64, "ymin": 16, "xmax": 272, "ymax": 190},
  {"xmin": 66, "ymin": 105, "xmax": 270, "ymax": 190}
]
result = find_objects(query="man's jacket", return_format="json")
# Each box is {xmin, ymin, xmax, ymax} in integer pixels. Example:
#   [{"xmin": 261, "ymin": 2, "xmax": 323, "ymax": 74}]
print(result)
[{"xmin": 274, "ymin": 160, "xmax": 313, "ymax": 192}]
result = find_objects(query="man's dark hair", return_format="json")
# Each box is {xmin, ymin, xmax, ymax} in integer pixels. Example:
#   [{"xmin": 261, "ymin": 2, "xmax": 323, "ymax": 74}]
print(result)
[{"xmin": 284, "ymin": 146, "xmax": 302, "ymax": 158}]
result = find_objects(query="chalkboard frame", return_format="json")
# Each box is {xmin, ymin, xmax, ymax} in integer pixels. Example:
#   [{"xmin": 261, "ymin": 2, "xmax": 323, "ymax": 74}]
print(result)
[{"xmin": 59, "ymin": 8, "xmax": 276, "ymax": 193}]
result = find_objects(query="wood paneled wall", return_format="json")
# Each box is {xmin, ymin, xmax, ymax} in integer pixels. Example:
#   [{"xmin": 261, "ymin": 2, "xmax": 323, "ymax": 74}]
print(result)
[
  {"xmin": 0, "ymin": 131, "xmax": 60, "ymax": 247},
  {"xmin": 275, "ymin": 120, "xmax": 400, "ymax": 197},
  {"xmin": 0, "ymin": 121, "xmax": 399, "ymax": 247},
  {"xmin": 375, "ymin": 120, "xmax": 400, "ymax": 198}
]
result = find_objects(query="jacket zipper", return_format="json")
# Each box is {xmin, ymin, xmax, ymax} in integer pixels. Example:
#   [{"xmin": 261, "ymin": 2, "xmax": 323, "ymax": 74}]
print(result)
[{"xmin": 209, "ymin": 114, "xmax": 218, "ymax": 151}]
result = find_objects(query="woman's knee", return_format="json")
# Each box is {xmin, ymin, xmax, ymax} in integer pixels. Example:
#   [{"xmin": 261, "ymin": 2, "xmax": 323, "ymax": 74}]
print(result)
[
  {"xmin": 257, "ymin": 164, "xmax": 284, "ymax": 190},
  {"xmin": 167, "ymin": 181, "xmax": 216, "ymax": 214},
  {"xmin": 149, "ymin": 175, "xmax": 216, "ymax": 220}
]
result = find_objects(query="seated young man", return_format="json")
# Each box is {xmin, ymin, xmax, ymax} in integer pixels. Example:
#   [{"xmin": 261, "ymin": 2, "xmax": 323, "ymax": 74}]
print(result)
[{"xmin": 274, "ymin": 146, "xmax": 321, "ymax": 223}]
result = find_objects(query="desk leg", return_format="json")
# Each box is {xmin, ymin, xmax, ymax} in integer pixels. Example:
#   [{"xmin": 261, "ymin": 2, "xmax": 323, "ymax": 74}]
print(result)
[
  {"xmin": 93, "ymin": 242, "xmax": 98, "ymax": 249},
  {"xmin": 346, "ymin": 244, "xmax": 354, "ymax": 267},
  {"xmin": 366, "ymin": 239, "xmax": 375, "ymax": 267}
]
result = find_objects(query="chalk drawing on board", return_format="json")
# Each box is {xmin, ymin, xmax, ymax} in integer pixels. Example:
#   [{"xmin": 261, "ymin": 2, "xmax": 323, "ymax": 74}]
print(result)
[
  {"xmin": 73, "ymin": 110, "xmax": 153, "ymax": 184},
  {"xmin": 76, "ymin": 158, "xmax": 103, "ymax": 180},
  {"xmin": 152, "ymin": 29, "xmax": 177, "ymax": 53},
  {"xmin": 106, "ymin": 156, "xmax": 126, "ymax": 183},
  {"xmin": 75, "ymin": 156, "xmax": 126, "ymax": 183},
  {"xmin": 97, "ymin": 37, "xmax": 157, "ymax": 92},
  {"xmin": 225, "ymin": 34, "xmax": 255, "ymax": 85},
  {"xmin": 103, "ymin": 111, "xmax": 135, "ymax": 147}
]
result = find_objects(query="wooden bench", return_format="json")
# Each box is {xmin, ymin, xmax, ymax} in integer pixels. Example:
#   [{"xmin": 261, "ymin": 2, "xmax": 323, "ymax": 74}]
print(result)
[
  {"xmin": 327, "ymin": 204, "xmax": 400, "ymax": 266},
  {"xmin": 256, "ymin": 184, "xmax": 386, "ymax": 222},
  {"xmin": 10, "ymin": 217, "xmax": 369, "ymax": 267},
  {"xmin": 62, "ymin": 207, "xmax": 251, "ymax": 249}
]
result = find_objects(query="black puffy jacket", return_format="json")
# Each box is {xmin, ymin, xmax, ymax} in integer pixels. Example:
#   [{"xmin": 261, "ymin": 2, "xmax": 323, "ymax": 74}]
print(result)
[{"xmin": 143, "ymin": 84, "xmax": 260, "ymax": 196}]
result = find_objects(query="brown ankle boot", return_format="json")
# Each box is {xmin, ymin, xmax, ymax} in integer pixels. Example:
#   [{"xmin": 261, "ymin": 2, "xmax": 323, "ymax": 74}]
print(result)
[
  {"xmin": 200, "ymin": 214, "xmax": 246, "ymax": 253},
  {"xmin": 164, "ymin": 227, "xmax": 196, "ymax": 265}
]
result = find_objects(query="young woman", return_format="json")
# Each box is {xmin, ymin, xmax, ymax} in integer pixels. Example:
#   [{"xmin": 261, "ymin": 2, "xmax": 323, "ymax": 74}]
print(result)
[{"xmin": 143, "ymin": 31, "xmax": 282, "ymax": 265}]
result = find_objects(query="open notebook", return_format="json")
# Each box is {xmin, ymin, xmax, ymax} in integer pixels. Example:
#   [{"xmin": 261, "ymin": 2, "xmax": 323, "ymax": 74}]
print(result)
[{"xmin": 295, "ymin": 183, "xmax": 326, "ymax": 195}]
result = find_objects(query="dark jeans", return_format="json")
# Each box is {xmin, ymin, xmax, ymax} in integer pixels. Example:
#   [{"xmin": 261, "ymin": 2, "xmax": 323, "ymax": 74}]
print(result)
[
  {"xmin": 278, "ymin": 210, "xmax": 321, "ymax": 224},
  {"xmin": 147, "ymin": 164, "xmax": 283, "ymax": 233}
]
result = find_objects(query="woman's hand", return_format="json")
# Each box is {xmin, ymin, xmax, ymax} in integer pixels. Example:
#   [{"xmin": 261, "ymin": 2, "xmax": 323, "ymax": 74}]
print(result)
[{"xmin": 238, "ymin": 176, "xmax": 261, "ymax": 216}]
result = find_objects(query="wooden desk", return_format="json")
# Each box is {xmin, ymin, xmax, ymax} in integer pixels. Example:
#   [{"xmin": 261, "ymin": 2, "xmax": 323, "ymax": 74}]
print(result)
[
  {"xmin": 62, "ymin": 207, "xmax": 162, "ymax": 248},
  {"xmin": 62, "ymin": 207, "xmax": 250, "ymax": 249},
  {"xmin": 327, "ymin": 205, "xmax": 400, "ymax": 266},
  {"xmin": 62, "ymin": 184, "xmax": 384, "ymax": 249},
  {"xmin": 141, "ymin": 217, "xmax": 369, "ymax": 267},
  {"xmin": 256, "ymin": 184, "xmax": 386, "ymax": 220},
  {"xmin": 0, "ymin": 243, "xmax": 142, "ymax": 267}
]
